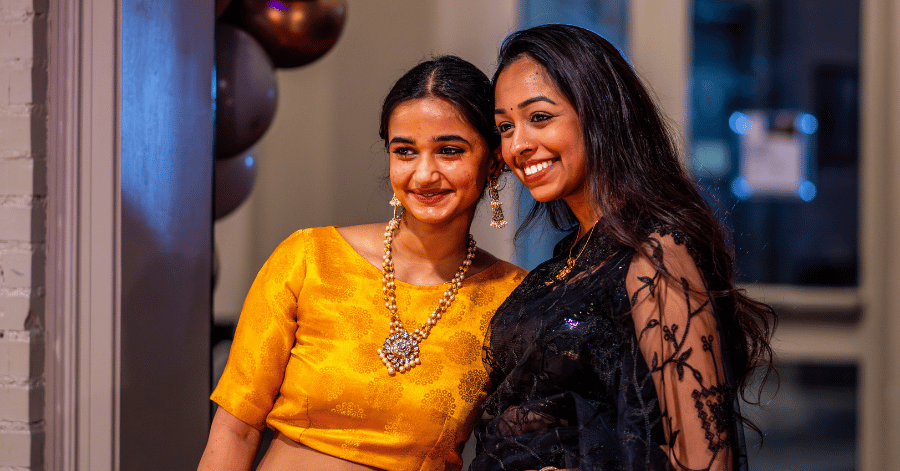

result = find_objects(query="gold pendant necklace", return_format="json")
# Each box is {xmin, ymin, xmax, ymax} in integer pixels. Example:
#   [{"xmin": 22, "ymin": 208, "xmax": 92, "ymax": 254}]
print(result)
[
  {"xmin": 377, "ymin": 218, "xmax": 476, "ymax": 375},
  {"xmin": 547, "ymin": 225, "xmax": 595, "ymax": 284}
]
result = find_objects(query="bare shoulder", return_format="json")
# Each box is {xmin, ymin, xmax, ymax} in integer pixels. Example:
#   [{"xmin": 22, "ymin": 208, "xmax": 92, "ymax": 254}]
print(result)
[
  {"xmin": 335, "ymin": 223, "xmax": 385, "ymax": 261},
  {"xmin": 470, "ymin": 248, "xmax": 500, "ymax": 275}
]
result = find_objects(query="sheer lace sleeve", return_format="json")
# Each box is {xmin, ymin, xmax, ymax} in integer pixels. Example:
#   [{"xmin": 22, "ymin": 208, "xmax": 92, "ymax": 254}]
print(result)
[{"xmin": 626, "ymin": 233, "xmax": 734, "ymax": 471}]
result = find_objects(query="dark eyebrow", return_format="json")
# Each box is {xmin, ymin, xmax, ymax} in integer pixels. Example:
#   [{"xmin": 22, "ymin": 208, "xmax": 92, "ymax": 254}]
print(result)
[
  {"xmin": 389, "ymin": 137, "xmax": 414, "ymax": 145},
  {"xmin": 433, "ymin": 134, "xmax": 469, "ymax": 144},
  {"xmin": 494, "ymin": 95, "xmax": 558, "ymax": 115}
]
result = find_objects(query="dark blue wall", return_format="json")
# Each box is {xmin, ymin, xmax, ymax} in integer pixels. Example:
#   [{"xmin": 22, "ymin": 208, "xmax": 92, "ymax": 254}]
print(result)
[{"xmin": 120, "ymin": 1, "xmax": 214, "ymax": 468}]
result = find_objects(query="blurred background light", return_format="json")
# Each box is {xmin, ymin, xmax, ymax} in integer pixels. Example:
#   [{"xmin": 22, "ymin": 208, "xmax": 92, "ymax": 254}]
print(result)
[
  {"xmin": 729, "ymin": 111, "xmax": 752, "ymax": 135},
  {"xmin": 795, "ymin": 112, "xmax": 819, "ymax": 134},
  {"xmin": 731, "ymin": 176, "xmax": 753, "ymax": 199},
  {"xmin": 797, "ymin": 180, "xmax": 817, "ymax": 202}
]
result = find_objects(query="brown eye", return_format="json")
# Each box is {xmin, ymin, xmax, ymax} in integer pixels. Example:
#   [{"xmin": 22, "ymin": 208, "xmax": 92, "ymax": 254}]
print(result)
[
  {"xmin": 391, "ymin": 147, "xmax": 416, "ymax": 158},
  {"xmin": 438, "ymin": 146, "xmax": 464, "ymax": 155}
]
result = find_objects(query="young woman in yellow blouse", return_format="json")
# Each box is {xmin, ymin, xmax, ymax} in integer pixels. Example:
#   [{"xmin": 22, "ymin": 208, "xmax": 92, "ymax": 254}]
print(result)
[{"xmin": 198, "ymin": 55, "xmax": 527, "ymax": 471}]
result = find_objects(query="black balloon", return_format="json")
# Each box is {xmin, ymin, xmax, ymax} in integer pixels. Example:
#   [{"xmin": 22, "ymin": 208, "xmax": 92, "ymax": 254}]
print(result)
[
  {"xmin": 240, "ymin": 0, "xmax": 347, "ymax": 69},
  {"xmin": 215, "ymin": 22, "xmax": 278, "ymax": 158},
  {"xmin": 216, "ymin": 0, "xmax": 233, "ymax": 18},
  {"xmin": 215, "ymin": 149, "xmax": 258, "ymax": 220}
]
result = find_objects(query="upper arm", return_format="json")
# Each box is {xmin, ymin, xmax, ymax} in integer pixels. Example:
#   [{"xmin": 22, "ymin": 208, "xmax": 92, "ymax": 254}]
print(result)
[
  {"xmin": 211, "ymin": 230, "xmax": 309, "ymax": 429},
  {"xmin": 626, "ymin": 233, "xmax": 733, "ymax": 471}
]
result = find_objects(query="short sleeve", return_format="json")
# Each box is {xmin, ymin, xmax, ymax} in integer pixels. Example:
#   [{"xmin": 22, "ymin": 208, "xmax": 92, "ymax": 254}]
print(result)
[
  {"xmin": 626, "ymin": 233, "xmax": 734, "ymax": 471},
  {"xmin": 211, "ymin": 230, "xmax": 309, "ymax": 430}
]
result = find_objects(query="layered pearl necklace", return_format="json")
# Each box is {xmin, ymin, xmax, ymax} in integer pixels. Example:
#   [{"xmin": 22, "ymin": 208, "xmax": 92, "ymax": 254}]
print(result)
[{"xmin": 377, "ymin": 217, "xmax": 476, "ymax": 375}]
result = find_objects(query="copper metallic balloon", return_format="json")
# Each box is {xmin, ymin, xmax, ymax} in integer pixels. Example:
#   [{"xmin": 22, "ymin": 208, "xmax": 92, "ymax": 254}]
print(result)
[
  {"xmin": 215, "ymin": 22, "xmax": 278, "ymax": 158},
  {"xmin": 214, "ymin": 149, "xmax": 258, "ymax": 220},
  {"xmin": 240, "ymin": 0, "xmax": 347, "ymax": 68}
]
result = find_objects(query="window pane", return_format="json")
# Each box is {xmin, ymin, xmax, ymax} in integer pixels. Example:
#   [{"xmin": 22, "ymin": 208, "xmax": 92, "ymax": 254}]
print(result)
[
  {"xmin": 743, "ymin": 362, "xmax": 857, "ymax": 470},
  {"xmin": 691, "ymin": 0, "xmax": 860, "ymax": 286}
]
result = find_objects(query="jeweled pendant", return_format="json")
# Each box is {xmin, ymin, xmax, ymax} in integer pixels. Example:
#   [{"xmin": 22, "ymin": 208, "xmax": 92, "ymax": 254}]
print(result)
[{"xmin": 378, "ymin": 330, "xmax": 421, "ymax": 375}]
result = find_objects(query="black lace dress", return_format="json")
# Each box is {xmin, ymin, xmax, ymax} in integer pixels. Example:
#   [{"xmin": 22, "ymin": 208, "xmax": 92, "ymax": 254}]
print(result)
[{"xmin": 470, "ymin": 223, "xmax": 747, "ymax": 471}]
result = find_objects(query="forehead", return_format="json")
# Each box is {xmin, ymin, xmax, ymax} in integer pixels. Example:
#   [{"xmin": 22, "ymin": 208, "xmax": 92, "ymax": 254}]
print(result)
[
  {"xmin": 388, "ymin": 97, "xmax": 476, "ymax": 135},
  {"xmin": 494, "ymin": 56, "xmax": 563, "ymax": 104}
]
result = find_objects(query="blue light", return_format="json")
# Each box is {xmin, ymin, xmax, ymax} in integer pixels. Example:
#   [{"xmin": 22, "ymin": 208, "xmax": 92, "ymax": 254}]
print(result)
[
  {"xmin": 795, "ymin": 113, "xmax": 818, "ymax": 134},
  {"xmin": 729, "ymin": 111, "xmax": 752, "ymax": 135},
  {"xmin": 731, "ymin": 177, "xmax": 753, "ymax": 200},
  {"xmin": 244, "ymin": 154, "xmax": 255, "ymax": 168},
  {"xmin": 797, "ymin": 180, "xmax": 817, "ymax": 202}
]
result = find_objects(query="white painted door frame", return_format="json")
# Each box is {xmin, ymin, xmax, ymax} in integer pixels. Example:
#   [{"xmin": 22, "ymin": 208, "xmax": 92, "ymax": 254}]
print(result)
[{"xmin": 46, "ymin": 0, "xmax": 120, "ymax": 469}]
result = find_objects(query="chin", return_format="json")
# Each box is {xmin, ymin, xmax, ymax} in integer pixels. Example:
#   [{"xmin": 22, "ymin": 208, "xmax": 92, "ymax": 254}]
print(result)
[{"xmin": 526, "ymin": 188, "xmax": 563, "ymax": 204}]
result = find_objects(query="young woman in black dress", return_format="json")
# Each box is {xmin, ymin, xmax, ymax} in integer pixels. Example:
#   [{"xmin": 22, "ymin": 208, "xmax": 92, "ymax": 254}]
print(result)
[{"xmin": 470, "ymin": 24, "xmax": 776, "ymax": 471}]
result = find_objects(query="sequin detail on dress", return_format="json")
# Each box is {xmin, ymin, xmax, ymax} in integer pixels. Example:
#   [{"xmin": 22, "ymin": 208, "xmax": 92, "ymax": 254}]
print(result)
[{"xmin": 472, "ymin": 222, "xmax": 746, "ymax": 471}]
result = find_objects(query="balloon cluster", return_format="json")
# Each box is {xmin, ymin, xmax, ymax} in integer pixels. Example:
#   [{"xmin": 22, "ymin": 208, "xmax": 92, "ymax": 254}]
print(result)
[{"xmin": 214, "ymin": 0, "xmax": 347, "ymax": 219}]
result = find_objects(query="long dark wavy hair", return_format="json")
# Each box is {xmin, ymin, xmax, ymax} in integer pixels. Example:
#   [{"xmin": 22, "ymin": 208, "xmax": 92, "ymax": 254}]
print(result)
[{"xmin": 493, "ymin": 24, "xmax": 776, "ymax": 423}]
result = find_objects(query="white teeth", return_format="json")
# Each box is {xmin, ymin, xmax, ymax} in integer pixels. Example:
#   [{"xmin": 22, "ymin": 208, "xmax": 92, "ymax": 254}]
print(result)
[{"xmin": 524, "ymin": 160, "xmax": 552, "ymax": 176}]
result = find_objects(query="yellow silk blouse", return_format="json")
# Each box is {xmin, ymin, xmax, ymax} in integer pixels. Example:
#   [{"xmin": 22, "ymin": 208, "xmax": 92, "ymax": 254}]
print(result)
[{"xmin": 211, "ymin": 226, "xmax": 526, "ymax": 471}]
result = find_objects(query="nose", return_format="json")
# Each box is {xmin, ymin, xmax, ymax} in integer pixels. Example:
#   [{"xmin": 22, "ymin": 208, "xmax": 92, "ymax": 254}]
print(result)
[
  {"xmin": 507, "ymin": 127, "xmax": 535, "ymax": 163},
  {"xmin": 413, "ymin": 154, "xmax": 440, "ymax": 187}
]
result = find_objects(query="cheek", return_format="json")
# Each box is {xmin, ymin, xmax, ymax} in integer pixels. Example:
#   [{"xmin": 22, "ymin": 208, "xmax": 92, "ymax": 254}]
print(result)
[
  {"xmin": 388, "ymin": 165, "xmax": 406, "ymax": 189},
  {"xmin": 499, "ymin": 142, "xmax": 517, "ymax": 167}
]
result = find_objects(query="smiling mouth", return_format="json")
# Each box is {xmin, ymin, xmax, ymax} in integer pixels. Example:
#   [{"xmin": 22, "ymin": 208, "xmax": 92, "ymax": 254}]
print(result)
[
  {"xmin": 410, "ymin": 189, "xmax": 451, "ymax": 203},
  {"xmin": 523, "ymin": 160, "xmax": 555, "ymax": 176}
]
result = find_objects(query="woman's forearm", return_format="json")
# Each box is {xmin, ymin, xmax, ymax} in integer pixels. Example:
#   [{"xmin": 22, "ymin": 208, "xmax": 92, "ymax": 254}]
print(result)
[{"xmin": 198, "ymin": 407, "xmax": 263, "ymax": 471}]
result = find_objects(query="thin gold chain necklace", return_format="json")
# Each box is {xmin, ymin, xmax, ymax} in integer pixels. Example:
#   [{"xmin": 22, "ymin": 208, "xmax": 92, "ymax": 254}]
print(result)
[
  {"xmin": 552, "ymin": 225, "xmax": 596, "ymax": 281},
  {"xmin": 377, "ymin": 218, "xmax": 476, "ymax": 375}
]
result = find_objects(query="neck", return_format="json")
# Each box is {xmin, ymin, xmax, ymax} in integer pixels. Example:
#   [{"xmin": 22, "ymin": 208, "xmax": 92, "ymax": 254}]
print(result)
[
  {"xmin": 564, "ymin": 191, "xmax": 602, "ymax": 239},
  {"xmin": 390, "ymin": 215, "xmax": 474, "ymax": 283}
]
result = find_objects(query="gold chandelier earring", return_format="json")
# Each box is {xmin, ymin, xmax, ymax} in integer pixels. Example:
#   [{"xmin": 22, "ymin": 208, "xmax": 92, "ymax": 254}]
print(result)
[
  {"xmin": 389, "ymin": 193, "xmax": 403, "ymax": 222},
  {"xmin": 488, "ymin": 177, "xmax": 507, "ymax": 229}
]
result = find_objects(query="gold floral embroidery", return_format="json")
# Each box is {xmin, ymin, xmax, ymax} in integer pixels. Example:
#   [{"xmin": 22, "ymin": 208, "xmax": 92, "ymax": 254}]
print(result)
[
  {"xmin": 479, "ymin": 308, "xmax": 496, "ymax": 333},
  {"xmin": 457, "ymin": 369, "xmax": 489, "ymax": 403},
  {"xmin": 407, "ymin": 357, "xmax": 444, "ymax": 385},
  {"xmin": 319, "ymin": 366, "xmax": 345, "ymax": 401},
  {"xmin": 427, "ymin": 421, "xmax": 459, "ymax": 460},
  {"xmin": 340, "ymin": 306, "xmax": 374, "ymax": 340},
  {"xmin": 446, "ymin": 331, "xmax": 480, "ymax": 365},
  {"xmin": 365, "ymin": 376, "xmax": 404, "ymax": 410},
  {"xmin": 314, "ymin": 245, "xmax": 355, "ymax": 303},
  {"xmin": 259, "ymin": 335, "xmax": 286, "ymax": 372},
  {"xmin": 469, "ymin": 284, "xmax": 495, "ymax": 307},
  {"xmin": 350, "ymin": 341, "xmax": 382, "ymax": 374},
  {"xmin": 341, "ymin": 437, "xmax": 362, "ymax": 458},
  {"xmin": 243, "ymin": 295, "xmax": 270, "ymax": 335},
  {"xmin": 211, "ymin": 229, "xmax": 529, "ymax": 471},
  {"xmin": 384, "ymin": 413, "xmax": 414, "ymax": 444},
  {"xmin": 421, "ymin": 389, "xmax": 456, "ymax": 423},
  {"xmin": 306, "ymin": 338, "xmax": 336, "ymax": 363},
  {"xmin": 395, "ymin": 289, "xmax": 413, "ymax": 324},
  {"xmin": 331, "ymin": 402, "xmax": 366, "ymax": 419},
  {"xmin": 440, "ymin": 303, "xmax": 466, "ymax": 328},
  {"xmin": 267, "ymin": 288, "xmax": 296, "ymax": 322},
  {"xmin": 228, "ymin": 344, "xmax": 256, "ymax": 386}
]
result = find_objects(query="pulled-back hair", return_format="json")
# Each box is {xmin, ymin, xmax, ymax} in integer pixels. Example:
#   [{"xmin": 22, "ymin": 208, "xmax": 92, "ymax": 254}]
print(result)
[
  {"xmin": 380, "ymin": 55, "xmax": 498, "ymax": 151},
  {"xmin": 494, "ymin": 24, "xmax": 775, "ymax": 420}
]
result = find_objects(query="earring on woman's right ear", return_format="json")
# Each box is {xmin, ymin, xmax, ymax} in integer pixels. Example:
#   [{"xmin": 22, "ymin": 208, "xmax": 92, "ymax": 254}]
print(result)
[
  {"xmin": 390, "ymin": 194, "xmax": 403, "ymax": 223},
  {"xmin": 488, "ymin": 177, "xmax": 507, "ymax": 229}
]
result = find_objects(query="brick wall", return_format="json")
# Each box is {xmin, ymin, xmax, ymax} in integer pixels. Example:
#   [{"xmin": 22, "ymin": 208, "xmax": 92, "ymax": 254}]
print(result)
[{"xmin": 0, "ymin": 0, "xmax": 47, "ymax": 469}]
